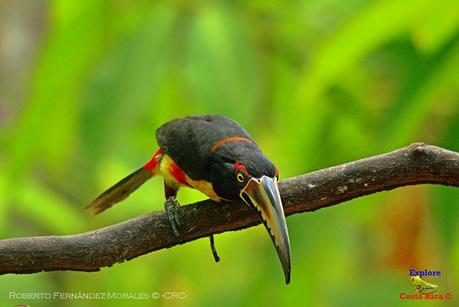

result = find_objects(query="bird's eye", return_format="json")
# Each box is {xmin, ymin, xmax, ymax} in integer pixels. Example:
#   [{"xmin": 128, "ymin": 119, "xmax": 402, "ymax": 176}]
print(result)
[{"xmin": 236, "ymin": 173, "xmax": 245, "ymax": 183}]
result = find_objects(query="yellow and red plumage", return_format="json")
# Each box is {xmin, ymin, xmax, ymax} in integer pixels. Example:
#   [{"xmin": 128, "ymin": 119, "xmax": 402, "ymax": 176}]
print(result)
[{"xmin": 87, "ymin": 115, "xmax": 291, "ymax": 284}]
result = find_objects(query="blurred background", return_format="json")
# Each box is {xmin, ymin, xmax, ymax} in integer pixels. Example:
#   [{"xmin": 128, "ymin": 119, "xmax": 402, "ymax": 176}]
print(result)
[{"xmin": 1, "ymin": 0, "xmax": 459, "ymax": 306}]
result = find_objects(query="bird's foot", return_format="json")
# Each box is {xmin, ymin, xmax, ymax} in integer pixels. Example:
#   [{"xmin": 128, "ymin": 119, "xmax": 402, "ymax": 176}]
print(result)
[{"xmin": 164, "ymin": 197, "xmax": 181, "ymax": 237}]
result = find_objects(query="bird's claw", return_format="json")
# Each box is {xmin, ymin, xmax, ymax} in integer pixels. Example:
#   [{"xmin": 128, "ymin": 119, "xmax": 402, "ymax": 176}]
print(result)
[{"xmin": 165, "ymin": 197, "xmax": 181, "ymax": 237}]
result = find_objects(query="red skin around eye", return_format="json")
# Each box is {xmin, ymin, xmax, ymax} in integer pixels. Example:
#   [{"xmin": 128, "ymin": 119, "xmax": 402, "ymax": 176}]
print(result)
[{"xmin": 234, "ymin": 162, "xmax": 248, "ymax": 175}]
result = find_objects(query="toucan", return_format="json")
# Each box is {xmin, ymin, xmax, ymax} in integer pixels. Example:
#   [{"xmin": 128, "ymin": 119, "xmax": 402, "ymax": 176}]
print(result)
[{"xmin": 87, "ymin": 115, "xmax": 291, "ymax": 284}]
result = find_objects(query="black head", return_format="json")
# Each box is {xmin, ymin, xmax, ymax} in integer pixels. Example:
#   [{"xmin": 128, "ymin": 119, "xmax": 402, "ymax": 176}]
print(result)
[
  {"xmin": 209, "ymin": 147, "xmax": 277, "ymax": 200},
  {"xmin": 209, "ymin": 141, "xmax": 291, "ymax": 284}
]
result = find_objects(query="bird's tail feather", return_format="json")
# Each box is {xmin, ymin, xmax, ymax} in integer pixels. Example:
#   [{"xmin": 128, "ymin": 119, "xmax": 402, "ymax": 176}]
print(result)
[{"xmin": 87, "ymin": 167, "xmax": 153, "ymax": 215}]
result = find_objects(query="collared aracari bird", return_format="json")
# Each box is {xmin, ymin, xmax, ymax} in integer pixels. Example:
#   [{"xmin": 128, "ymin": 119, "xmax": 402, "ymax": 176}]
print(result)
[{"xmin": 87, "ymin": 115, "xmax": 291, "ymax": 284}]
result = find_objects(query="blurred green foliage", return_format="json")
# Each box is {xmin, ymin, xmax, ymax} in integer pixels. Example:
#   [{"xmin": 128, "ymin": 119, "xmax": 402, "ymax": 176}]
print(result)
[{"xmin": 1, "ymin": 0, "xmax": 459, "ymax": 306}]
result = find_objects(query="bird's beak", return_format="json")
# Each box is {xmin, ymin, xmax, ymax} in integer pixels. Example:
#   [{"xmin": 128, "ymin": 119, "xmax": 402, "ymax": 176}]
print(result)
[{"xmin": 240, "ymin": 175, "xmax": 291, "ymax": 284}]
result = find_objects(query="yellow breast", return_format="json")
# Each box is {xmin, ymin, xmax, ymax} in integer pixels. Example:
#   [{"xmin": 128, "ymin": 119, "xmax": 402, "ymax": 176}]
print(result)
[{"xmin": 159, "ymin": 154, "xmax": 221, "ymax": 201}]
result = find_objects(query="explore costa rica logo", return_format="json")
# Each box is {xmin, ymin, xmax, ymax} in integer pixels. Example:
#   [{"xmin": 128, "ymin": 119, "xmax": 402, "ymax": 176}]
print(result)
[{"xmin": 399, "ymin": 268, "xmax": 452, "ymax": 300}]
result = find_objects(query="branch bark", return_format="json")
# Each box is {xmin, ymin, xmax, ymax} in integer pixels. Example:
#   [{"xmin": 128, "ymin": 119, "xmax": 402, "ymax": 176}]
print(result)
[{"xmin": 1, "ymin": 143, "xmax": 459, "ymax": 275}]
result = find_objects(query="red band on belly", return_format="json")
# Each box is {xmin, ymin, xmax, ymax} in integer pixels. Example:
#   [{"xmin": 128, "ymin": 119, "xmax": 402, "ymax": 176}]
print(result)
[{"xmin": 169, "ymin": 162, "xmax": 189, "ymax": 186}]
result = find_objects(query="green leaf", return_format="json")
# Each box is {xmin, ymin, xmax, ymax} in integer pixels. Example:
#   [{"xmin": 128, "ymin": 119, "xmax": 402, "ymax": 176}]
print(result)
[
  {"xmin": 7, "ymin": 0, "xmax": 110, "ymax": 185},
  {"xmin": 185, "ymin": 5, "xmax": 259, "ymax": 123},
  {"xmin": 297, "ymin": 0, "xmax": 436, "ymax": 104},
  {"xmin": 79, "ymin": 4, "xmax": 176, "ymax": 193},
  {"xmin": 383, "ymin": 37, "xmax": 459, "ymax": 149},
  {"xmin": 16, "ymin": 179, "xmax": 87, "ymax": 234},
  {"xmin": 410, "ymin": 0, "xmax": 459, "ymax": 54}
]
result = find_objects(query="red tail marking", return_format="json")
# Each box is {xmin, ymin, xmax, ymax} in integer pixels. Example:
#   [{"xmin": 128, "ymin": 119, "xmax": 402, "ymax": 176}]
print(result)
[
  {"xmin": 144, "ymin": 148, "xmax": 163, "ymax": 171},
  {"xmin": 169, "ymin": 162, "xmax": 189, "ymax": 186},
  {"xmin": 211, "ymin": 136, "xmax": 252, "ymax": 152}
]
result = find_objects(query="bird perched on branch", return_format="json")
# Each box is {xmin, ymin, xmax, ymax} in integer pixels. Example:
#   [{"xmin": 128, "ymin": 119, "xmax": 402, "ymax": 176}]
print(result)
[{"xmin": 87, "ymin": 115, "xmax": 292, "ymax": 284}]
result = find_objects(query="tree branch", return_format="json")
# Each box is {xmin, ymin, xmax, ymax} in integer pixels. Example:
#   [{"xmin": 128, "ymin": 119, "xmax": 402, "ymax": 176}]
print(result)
[{"xmin": 2, "ymin": 143, "xmax": 459, "ymax": 275}]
